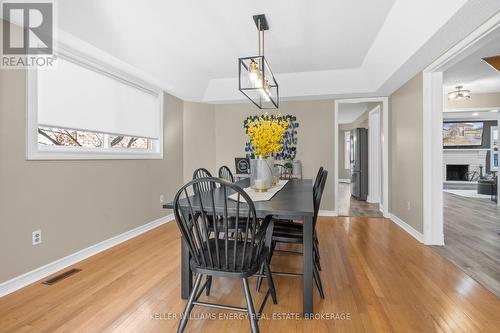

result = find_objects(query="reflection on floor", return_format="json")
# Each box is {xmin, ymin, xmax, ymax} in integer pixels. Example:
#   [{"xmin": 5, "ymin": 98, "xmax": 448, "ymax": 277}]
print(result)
[
  {"xmin": 2, "ymin": 217, "xmax": 500, "ymax": 332},
  {"xmin": 432, "ymin": 192, "xmax": 500, "ymax": 297},
  {"xmin": 337, "ymin": 182, "xmax": 383, "ymax": 217}
]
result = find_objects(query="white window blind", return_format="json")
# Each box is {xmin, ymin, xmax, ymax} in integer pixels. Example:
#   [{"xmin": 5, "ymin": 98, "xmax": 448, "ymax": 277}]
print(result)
[{"xmin": 37, "ymin": 56, "xmax": 161, "ymax": 139}]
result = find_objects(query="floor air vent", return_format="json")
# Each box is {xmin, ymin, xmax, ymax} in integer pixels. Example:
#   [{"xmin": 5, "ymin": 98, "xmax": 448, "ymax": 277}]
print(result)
[{"xmin": 42, "ymin": 268, "xmax": 81, "ymax": 285}]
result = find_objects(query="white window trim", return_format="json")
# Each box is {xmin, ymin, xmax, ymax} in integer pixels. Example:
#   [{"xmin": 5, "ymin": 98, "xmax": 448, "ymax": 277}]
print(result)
[{"xmin": 26, "ymin": 48, "xmax": 164, "ymax": 160}]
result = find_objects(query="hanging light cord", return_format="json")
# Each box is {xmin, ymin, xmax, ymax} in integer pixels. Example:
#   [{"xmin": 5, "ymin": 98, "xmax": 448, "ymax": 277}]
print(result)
[
  {"xmin": 262, "ymin": 22, "xmax": 265, "ymax": 57},
  {"xmin": 258, "ymin": 19, "xmax": 261, "ymax": 56},
  {"xmin": 257, "ymin": 18, "xmax": 265, "ymax": 57}
]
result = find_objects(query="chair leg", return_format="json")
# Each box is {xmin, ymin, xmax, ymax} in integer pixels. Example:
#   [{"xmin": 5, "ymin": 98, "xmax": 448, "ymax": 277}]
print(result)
[
  {"xmin": 242, "ymin": 277, "xmax": 259, "ymax": 333},
  {"xmin": 269, "ymin": 240, "xmax": 277, "ymax": 261},
  {"xmin": 205, "ymin": 275, "xmax": 212, "ymax": 296},
  {"xmin": 256, "ymin": 241, "xmax": 274, "ymax": 292},
  {"xmin": 255, "ymin": 262, "xmax": 265, "ymax": 292},
  {"xmin": 177, "ymin": 273, "xmax": 203, "ymax": 333},
  {"xmin": 315, "ymin": 257, "xmax": 322, "ymax": 271},
  {"xmin": 314, "ymin": 241, "xmax": 322, "ymax": 271},
  {"xmin": 264, "ymin": 260, "xmax": 277, "ymax": 304},
  {"xmin": 313, "ymin": 262, "xmax": 325, "ymax": 299}
]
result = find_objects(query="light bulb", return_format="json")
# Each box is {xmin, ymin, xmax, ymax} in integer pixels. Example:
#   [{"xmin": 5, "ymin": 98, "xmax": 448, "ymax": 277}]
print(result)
[
  {"xmin": 260, "ymin": 79, "xmax": 271, "ymax": 102},
  {"xmin": 255, "ymin": 71, "xmax": 263, "ymax": 88},
  {"xmin": 249, "ymin": 72, "xmax": 258, "ymax": 84},
  {"xmin": 264, "ymin": 79, "xmax": 270, "ymax": 93},
  {"xmin": 248, "ymin": 60, "xmax": 260, "ymax": 87}
]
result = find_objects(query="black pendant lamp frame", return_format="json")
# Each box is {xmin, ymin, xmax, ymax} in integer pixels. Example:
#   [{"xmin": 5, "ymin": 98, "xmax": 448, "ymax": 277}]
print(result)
[{"xmin": 238, "ymin": 14, "xmax": 279, "ymax": 109}]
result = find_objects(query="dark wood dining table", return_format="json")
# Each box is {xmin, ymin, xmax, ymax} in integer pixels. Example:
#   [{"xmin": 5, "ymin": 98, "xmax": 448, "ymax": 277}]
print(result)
[{"xmin": 163, "ymin": 178, "xmax": 316, "ymax": 315}]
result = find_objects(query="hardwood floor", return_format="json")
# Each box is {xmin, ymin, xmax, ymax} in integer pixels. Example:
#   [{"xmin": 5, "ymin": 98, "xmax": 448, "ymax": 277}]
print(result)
[
  {"xmin": 432, "ymin": 192, "xmax": 500, "ymax": 297},
  {"xmin": 338, "ymin": 182, "xmax": 383, "ymax": 217},
  {"xmin": 1, "ymin": 217, "xmax": 500, "ymax": 332}
]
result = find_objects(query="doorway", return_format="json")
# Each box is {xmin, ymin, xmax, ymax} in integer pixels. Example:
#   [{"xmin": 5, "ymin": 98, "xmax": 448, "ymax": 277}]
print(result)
[
  {"xmin": 422, "ymin": 11, "xmax": 500, "ymax": 246},
  {"xmin": 423, "ymin": 12, "xmax": 500, "ymax": 296},
  {"xmin": 334, "ymin": 98, "xmax": 389, "ymax": 217}
]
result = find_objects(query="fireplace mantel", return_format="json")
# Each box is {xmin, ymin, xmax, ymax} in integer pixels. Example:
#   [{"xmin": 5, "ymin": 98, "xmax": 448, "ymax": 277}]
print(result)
[{"xmin": 444, "ymin": 148, "xmax": 489, "ymax": 152}]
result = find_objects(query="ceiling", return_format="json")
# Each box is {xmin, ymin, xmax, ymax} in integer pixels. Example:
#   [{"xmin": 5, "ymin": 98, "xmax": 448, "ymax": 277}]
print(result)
[
  {"xmin": 443, "ymin": 110, "xmax": 500, "ymax": 120},
  {"xmin": 337, "ymin": 103, "xmax": 368, "ymax": 124},
  {"xmin": 53, "ymin": 0, "xmax": 500, "ymax": 102},
  {"xmin": 443, "ymin": 31, "xmax": 500, "ymax": 94}
]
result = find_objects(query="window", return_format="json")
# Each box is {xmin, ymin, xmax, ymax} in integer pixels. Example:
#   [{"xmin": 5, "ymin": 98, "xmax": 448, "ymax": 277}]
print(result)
[
  {"xmin": 27, "ymin": 49, "xmax": 163, "ymax": 160},
  {"xmin": 344, "ymin": 131, "xmax": 351, "ymax": 170},
  {"xmin": 492, "ymin": 126, "xmax": 498, "ymax": 171},
  {"xmin": 38, "ymin": 126, "xmax": 152, "ymax": 150}
]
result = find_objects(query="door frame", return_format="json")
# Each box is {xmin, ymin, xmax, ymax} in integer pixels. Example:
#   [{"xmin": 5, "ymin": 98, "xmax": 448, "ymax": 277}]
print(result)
[
  {"xmin": 334, "ymin": 97, "xmax": 389, "ymax": 217},
  {"xmin": 422, "ymin": 11, "xmax": 500, "ymax": 245},
  {"xmin": 368, "ymin": 106, "xmax": 381, "ymax": 204}
]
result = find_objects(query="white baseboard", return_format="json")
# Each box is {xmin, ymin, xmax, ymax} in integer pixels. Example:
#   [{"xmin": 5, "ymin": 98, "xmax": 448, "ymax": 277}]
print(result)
[
  {"xmin": 319, "ymin": 210, "xmax": 338, "ymax": 217},
  {"xmin": 0, "ymin": 214, "xmax": 174, "ymax": 298},
  {"xmin": 338, "ymin": 178, "xmax": 351, "ymax": 183},
  {"xmin": 366, "ymin": 195, "xmax": 380, "ymax": 204},
  {"xmin": 388, "ymin": 213, "xmax": 424, "ymax": 243}
]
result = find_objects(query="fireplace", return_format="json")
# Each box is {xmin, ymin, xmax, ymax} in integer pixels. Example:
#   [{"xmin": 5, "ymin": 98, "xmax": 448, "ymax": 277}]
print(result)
[{"xmin": 446, "ymin": 164, "xmax": 468, "ymax": 181}]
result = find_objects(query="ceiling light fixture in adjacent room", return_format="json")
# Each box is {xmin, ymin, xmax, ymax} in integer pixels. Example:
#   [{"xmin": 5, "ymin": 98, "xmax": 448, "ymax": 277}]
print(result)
[
  {"xmin": 448, "ymin": 86, "xmax": 471, "ymax": 100},
  {"xmin": 238, "ymin": 14, "xmax": 279, "ymax": 109}
]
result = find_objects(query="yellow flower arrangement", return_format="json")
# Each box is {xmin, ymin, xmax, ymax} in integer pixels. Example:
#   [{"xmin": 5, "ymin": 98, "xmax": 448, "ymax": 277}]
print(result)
[{"xmin": 246, "ymin": 113, "xmax": 289, "ymax": 156}]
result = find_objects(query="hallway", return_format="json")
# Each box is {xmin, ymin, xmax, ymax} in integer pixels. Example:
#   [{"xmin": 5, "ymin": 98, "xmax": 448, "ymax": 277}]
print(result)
[{"xmin": 337, "ymin": 182, "xmax": 383, "ymax": 217}]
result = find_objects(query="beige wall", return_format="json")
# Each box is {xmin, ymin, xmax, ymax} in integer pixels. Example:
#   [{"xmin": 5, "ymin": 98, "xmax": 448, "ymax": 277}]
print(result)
[
  {"xmin": 213, "ymin": 100, "xmax": 335, "ymax": 210},
  {"xmin": 0, "ymin": 68, "xmax": 184, "ymax": 283},
  {"xmin": 445, "ymin": 92, "xmax": 500, "ymax": 109},
  {"xmin": 183, "ymin": 102, "xmax": 216, "ymax": 181},
  {"xmin": 389, "ymin": 73, "xmax": 423, "ymax": 233}
]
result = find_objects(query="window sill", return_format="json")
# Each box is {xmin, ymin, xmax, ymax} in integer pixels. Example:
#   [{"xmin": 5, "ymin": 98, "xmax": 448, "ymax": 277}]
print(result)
[{"xmin": 26, "ymin": 148, "xmax": 163, "ymax": 160}]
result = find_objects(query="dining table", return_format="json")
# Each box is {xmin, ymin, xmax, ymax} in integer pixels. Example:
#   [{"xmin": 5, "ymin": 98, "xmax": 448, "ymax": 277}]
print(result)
[{"xmin": 162, "ymin": 178, "xmax": 316, "ymax": 315}]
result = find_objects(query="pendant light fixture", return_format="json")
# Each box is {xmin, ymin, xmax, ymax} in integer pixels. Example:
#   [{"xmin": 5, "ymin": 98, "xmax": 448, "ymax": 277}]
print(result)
[
  {"xmin": 238, "ymin": 14, "xmax": 279, "ymax": 109},
  {"xmin": 448, "ymin": 85, "xmax": 471, "ymax": 100}
]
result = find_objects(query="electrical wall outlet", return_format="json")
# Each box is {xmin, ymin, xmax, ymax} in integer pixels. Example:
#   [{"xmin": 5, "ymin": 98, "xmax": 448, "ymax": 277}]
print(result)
[
  {"xmin": 407, "ymin": 201, "xmax": 411, "ymax": 211},
  {"xmin": 160, "ymin": 194, "xmax": 164, "ymax": 203},
  {"xmin": 32, "ymin": 230, "xmax": 42, "ymax": 245}
]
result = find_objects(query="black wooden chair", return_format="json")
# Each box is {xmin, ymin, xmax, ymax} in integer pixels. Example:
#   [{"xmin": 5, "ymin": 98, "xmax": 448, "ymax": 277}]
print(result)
[
  {"xmin": 313, "ymin": 166, "xmax": 324, "ymax": 190},
  {"xmin": 218, "ymin": 165, "xmax": 234, "ymax": 183},
  {"xmin": 256, "ymin": 169, "xmax": 328, "ymax": 299},
  {"xmin": 272, "ymin": 166, "xmax": 324, "ymax": 268},
  {"xmin": 197, "ymin": 166, "xmax": 244, "ymax": 237},
  {"xmin": 310, "ymin": 166, "xmax": 324, "ymax": 268},
  {"xmin": 193, "ymin": 167, "xmax": 241, "ymax": 295},
  {"xmin": 192, "ymin": 168, "xmax": 215, "ymax": 192},
  {"xmin": 173, "ymin": 177, "xmax": 277, "ymax": 333}
]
